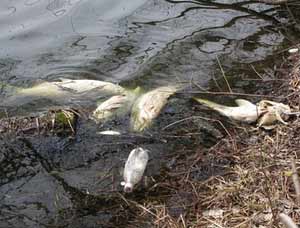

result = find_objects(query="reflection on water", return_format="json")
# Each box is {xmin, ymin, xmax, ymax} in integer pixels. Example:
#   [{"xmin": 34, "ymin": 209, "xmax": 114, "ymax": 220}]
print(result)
[
  {"xmin": 0, "ymin": 0, "xmax": 294, "ymax": 227},
  {"xmin": 0, "ymin": 0, "xmax": 283, "ymax": 88}
]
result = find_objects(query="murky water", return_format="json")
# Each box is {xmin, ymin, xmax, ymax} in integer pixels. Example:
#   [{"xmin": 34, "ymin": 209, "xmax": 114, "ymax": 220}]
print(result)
[{"xmin": 0, "ymin": 0, "xmax": 295, "ymax": 227}]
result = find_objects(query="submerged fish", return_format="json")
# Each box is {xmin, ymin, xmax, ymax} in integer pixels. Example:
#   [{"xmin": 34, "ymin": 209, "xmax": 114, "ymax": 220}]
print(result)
[
  {"xmin": 19, "ymin": 78, "xmax": 125, "ymax": 96},
  {"xmin": 194, "ymin": 98, "xmax": 260, "ymax": 123},
  {"xmin": 53, "ymin": 78, "xmax": 125, "ymax": 94},
  {"xmin": 130, "ymin": 85, "xmax": 179, "ymax": 132},
  {"xmin": 92, "ymin": 87, "xmax": 141, "ymax": 122},
  {"xmin": 121, "ymin": 147, "xmax": 149, "ymax": 193},
  {"xmin": 3, "ymin": 79, "xmax": 126, "ymax": 106}
]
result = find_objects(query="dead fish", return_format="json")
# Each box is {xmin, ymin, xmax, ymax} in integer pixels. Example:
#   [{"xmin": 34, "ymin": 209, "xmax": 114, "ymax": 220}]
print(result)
[
  {"xmin": 0, "ymin": 82, "xmax": 20, "ymax": 95},
  {"xmin": 3, "ymin": 79, "xmax": 126, "ymax": 107},
  {"xmin": 92, "ymin": 94, "xmax": 130, "ymax": 121},
  {"xmin": 54, "ymin": 78, "xmax": 125, "ymax": 94},
  {"xmin": 130, "ymin": 85, "xmax": 179, "ymax": 132},
  {"xmin": 121, "ymin": 147, "xmax": 149, "ymax": 193},
  {"xmin": 18, "ymin": 81, "xmax": 66, "ymax": 98},
  {"xmin": 19, "ymin": 78, "xmax": 125, "ymax": 97},
  {"xmin": 257, "ymin": 100, "xmax": 291, "ymax": 129},
  {"xmin": 194, "ymin": 98, "xmax": 260, "ymax": 123},
  {"xmin": 92, "ymin": 87, "xmax": 141, "ymax": 122}
]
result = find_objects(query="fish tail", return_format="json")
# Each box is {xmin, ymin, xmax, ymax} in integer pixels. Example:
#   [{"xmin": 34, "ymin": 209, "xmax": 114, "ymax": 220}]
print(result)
[{"xmin": 0, "ymin": 82, "xmax": 21, "ymax": 94}]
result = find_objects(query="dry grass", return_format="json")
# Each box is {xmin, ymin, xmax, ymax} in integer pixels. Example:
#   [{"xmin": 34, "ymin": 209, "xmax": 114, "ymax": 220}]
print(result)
[
  {"xmin": 121, "ymin": 49, "xmax": 300, "ymax": 227},
  {"xmin": 0, "ymin": 108, "xmax": 78, "ymax": 136}
]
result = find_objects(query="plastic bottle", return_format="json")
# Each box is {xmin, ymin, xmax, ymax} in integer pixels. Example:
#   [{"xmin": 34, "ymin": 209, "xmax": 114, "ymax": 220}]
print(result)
[{"xmin": 121, "ymin": 147, "xmax": 149, "ymax": 192}]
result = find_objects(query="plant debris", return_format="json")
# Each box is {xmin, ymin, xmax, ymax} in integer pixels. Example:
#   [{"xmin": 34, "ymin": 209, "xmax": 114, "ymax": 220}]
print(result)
[
  {"xmin": 114, "ymin": 47, "xmax": 300, "ymax": 227},
  {"xmin": 0, "ymin": 108, "xmax": 78, "ymax": 136}
]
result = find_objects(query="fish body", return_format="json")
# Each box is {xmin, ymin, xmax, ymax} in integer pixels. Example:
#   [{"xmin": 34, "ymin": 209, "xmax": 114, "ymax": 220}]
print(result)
[
  {"xmin": 3, "ymin": 82, "xmax": 67, "ymax": 107},
  {"xmin": 53, "ymin": 79, "xmax": 125, "ymax": 94},
  {"xmin": 18, "ymin": 81, "xmax": 65, "ymax": 97},
  {"xmin": 19, "ymin": 79, "xmax": 125, "ymax": 96},
  {"xmin": 131, "ymin": 86, "xmax": 179, "ymax": 132},
  {"xmin": 121, "ymin": 147, "xmax": 149, "ymax": 193},
  {"xmin": 194, "ymin": 98, "xmax": 260, "ymax": 123},
  {"xmin": 3, "ymin": 79, "xmax": 126, "ymax": 107},
  {"xmin": 92, "ymin": 87, "xmax": 141, "ymax": 122},
  {"xmin": 92, "ymin": 94, "xmax": 129, "ymax": 121}
]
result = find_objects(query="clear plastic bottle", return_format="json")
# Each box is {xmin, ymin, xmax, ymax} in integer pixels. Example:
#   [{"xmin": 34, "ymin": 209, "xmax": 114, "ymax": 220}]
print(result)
[{"xmin": 121, "ymin": 147, "xmax": 149, "ymax": 192}]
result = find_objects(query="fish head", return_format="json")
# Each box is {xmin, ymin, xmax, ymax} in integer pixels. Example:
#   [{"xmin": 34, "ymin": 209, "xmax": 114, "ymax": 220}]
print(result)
[
  {"xmin": 258, "ymin": 100, "xmax": 291, "ymax": 118},
  {"xmin": 130, "ymin": 86, "xmax": 178, "ymax": 132},
  {"xmin": 123, "ymin": 182, "xmax": 133, "ymax": 193}
]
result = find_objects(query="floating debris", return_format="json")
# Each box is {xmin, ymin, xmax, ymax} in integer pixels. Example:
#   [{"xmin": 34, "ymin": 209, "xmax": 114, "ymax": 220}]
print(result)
[
  {"xmin": 121, "ymin": 147, "xmax": 149, "ymax": 193},
  {"xmin": 131, "ymin": 86, "xmax": 179, "ymax": 132},
  {"xmin": 288, "ymin": 48, "xmax": 299, "ymax": 54},
  {"xmin": 194, "ymin": 98, "xmax": 260, "ymax": 123},
  {"xmin": 92, "ymin": 87, "xmax": 141, "ymax": 122},
  {"xmin": 257, "ymin": 100, "xmax": 291, "ymax": 129}
]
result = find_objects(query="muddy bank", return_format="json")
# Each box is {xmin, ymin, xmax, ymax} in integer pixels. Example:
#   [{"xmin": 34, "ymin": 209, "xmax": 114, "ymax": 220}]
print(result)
[
  {"xmin": 0, "ymin": 95, "xmax": 226, "ymax": 227},
  {"xmin": 1, "ymin": 51, "xmax": 299, "ymax": 227},
  {"xmin": 126, "ymin": 48, "xmax": 300, "ymax": 227}
]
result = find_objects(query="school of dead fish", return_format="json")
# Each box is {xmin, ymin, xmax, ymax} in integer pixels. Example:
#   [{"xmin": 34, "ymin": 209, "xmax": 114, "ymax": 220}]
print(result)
[{"xmin": 2, "ymin": 78, "xmax": 295, "ymax": 192}]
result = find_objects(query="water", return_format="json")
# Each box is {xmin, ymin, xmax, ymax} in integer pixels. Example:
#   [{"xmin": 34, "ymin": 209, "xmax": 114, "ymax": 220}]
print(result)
[{"xmin": 0, "ymin": 0, "xmax": 295, "ymax": 227}]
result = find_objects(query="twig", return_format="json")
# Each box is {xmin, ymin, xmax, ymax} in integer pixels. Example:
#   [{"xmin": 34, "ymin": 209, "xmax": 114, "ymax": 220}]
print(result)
[
  {"xmin": 232, "ymin": 212, "xmax": 259, "ymax": 228},
  {"xmin": 192, "ymin": 81, "xmax": 207, "ymax": 91},
  {"xmin": 117, "ymin": 192, "xmax": 130, "ymax": 206},
  {"xmin": 180, "ymin": 214, "xmax": 187, "ymax": 228},
  {"xmin": 251, "ymin": 64, "xmax": 265, "ymax": 80},
  {"xmin": 62, "ymin": 110, "xmax": 75, "ymax": 134},
  {"xmin": 285, "ymin": 3, "xmax": 297, "ymax": 24},
  {"xmin": 177, "ymin": 90, "xmax": 279, "ymax": 98},
  {"xmin": 279, "ymin": 213, "xmax": 298, "ymax": 228},
  {"xmin": 212, "ymin": 73, "xmax": 223, "ymax": 92},
  {"xmin": 216, "ymin": 56, "xmax": 232, "ymax": 93},
  {"xmin": 202, "ymin": 217, "xmax": 225, "ymax": 228},
  {"xmin": 259, "ymin": 148, "xmax": 277, "ymax": 223},
  {"xmin": 36, "ymin": 117, "xmax": 40, "ymax": 134},
  {"xmin": 162, "ymin": 115, "xmax": 237, "ymax": 151},
  {"xmin": 291, "ymin": 159, "xmax": 300, "ymax": 203}
]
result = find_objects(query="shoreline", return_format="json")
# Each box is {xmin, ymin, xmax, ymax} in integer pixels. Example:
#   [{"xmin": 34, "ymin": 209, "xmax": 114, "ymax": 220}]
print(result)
[{"xmin": 127, "ymin": 46, "xmax": 300, "ymax": 227}]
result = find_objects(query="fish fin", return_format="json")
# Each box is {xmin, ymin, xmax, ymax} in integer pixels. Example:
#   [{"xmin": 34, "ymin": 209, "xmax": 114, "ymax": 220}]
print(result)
[
  {"xmin": 235, "ymin": 99, "xmax": 255, "ymax": 107},
  {"xmin": 132, "ymin": 86, "xmax": 143, "ymax": 95}
]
